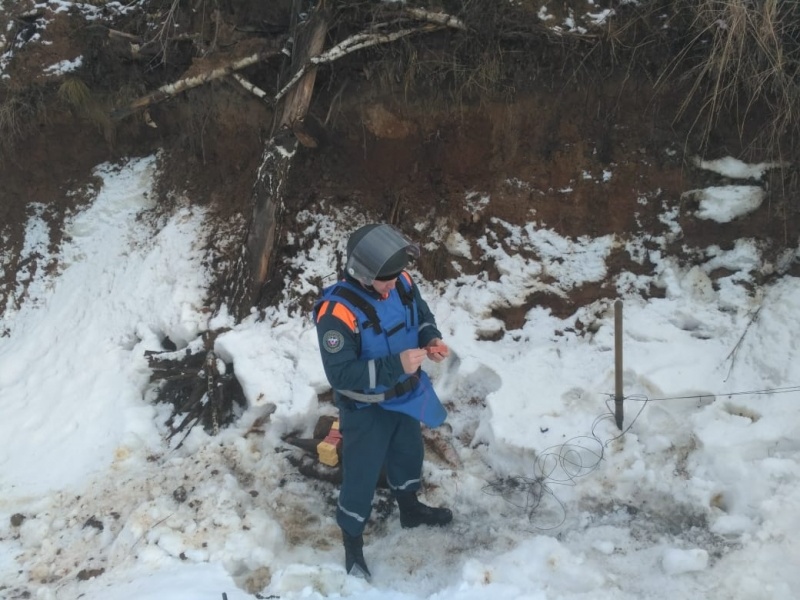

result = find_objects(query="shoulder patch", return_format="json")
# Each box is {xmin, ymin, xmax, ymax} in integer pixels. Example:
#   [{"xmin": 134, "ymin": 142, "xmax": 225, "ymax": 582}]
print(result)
[{"xmin": 322, "ymin": 330, "xmax": 345, "ymax": 353}]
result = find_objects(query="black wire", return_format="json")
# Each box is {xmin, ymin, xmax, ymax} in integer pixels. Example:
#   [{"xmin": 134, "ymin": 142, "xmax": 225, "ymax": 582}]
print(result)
[
  {"xmin": 621, "ymin": 385, "xmax": 800, "ymax": 403},
  {"xmin": 482, "ymin": 383, "xmax": 800, "ymax": 529},
  {"xmin": 482, "ymin": 421, "xmax": 608, "ymax": 530},
  {"xmin": 483, "ymin": 386, "xmax": 800, "ymax": 531},
  {"xmin": 601, "ymin": 393, "xmax": 650, "ymax": 442}
]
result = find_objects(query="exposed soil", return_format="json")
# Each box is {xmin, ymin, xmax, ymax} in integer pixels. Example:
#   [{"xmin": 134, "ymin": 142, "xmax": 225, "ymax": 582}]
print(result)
[
  {"xmin": 280, "ymin": 82, "xmax": 800, "ymax": 320},
  {"xmin": 2, "ymin": 3, "xmax": 799, "ymax": 328}
]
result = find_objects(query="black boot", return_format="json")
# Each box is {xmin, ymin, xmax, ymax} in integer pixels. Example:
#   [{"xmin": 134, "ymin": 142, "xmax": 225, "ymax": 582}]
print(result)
[
  {"xmin": 396, "ymin": 491, "xmax": 453, "ymax": 529},
  {"xmin": 342, "ymin": 529, "xmax": 371, "ymax": 580}
]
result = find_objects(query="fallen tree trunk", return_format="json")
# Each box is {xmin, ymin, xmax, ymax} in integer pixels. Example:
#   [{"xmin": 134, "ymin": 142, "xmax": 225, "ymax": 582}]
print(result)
[
  {"xmin": 278, "ymin": 12, "xmax": 329, "ymax": 135},
  {"xmin": 227, "ymin": 9, "xmax": 330, "ymax": 318}
]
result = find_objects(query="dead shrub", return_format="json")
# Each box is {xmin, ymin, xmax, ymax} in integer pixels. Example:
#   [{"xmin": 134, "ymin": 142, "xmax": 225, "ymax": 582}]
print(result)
[
  {"xmin": 661, "ymin": 0, "xmax": 800, "ymax": 157},
  {"xmin": 57, "ymin": 76, "xmax": 114, "ymax": 143},
  {"xmin": 0, "ymin": 88, "xmax": 46, "ymax": 162}
]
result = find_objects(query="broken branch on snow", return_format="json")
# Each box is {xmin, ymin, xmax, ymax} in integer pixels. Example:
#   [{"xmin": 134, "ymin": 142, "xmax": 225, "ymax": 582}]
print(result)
[{"xmin": 147, "ymin": 338, "xmax": 247, "ymax": 447}]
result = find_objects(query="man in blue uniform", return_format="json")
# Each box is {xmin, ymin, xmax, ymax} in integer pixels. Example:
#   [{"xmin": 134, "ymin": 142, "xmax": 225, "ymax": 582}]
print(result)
[{"xmin": 314, "ymin": 223, "xmax": 453, "ymax": 580}]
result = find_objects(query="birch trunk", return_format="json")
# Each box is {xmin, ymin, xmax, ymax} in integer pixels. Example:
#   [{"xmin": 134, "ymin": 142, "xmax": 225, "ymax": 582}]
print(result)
[{"xmin": 228, "ymin": 11, "xmax": 329, "ymax": 318}]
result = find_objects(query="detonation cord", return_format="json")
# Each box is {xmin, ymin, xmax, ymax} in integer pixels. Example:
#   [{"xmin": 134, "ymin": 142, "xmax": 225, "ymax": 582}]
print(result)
[
  {"xmin": 482, "ymin": 384, "xmax": 800, "ymax": 530},
  {"xmin": 621, "ymin": 384, "xmax": 800, "ymax": 402}
]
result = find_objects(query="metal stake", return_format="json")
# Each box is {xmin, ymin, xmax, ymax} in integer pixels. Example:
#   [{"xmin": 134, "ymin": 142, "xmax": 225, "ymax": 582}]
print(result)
[{"xmin": 614, "ymin": 299, "xmax": 624, "ymax": 429}]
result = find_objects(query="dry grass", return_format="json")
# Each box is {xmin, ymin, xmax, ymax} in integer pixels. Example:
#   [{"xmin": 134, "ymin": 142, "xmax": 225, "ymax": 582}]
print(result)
[
  {"xmin": 57, "ymin": 76, "xmax": 93, "ymax": 108},
  {"xmin": 0, "ymin": 97, "xmax": 26, "ymax": 140},
  {"xmin": 0, "ymin": 88, "xmax": 46, "ymax": 161},
  {"xmin": 661, "ymin": 0, "xmax": 800, "ymax": 157},
  {"xmin": 57, "ymin": 76, "xmax": 114, "ymax": 143}
]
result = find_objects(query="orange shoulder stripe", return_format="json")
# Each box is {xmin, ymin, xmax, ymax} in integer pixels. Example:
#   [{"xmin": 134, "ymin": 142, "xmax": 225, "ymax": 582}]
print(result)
[
  {"xmin": 317, "ymin": 301, "xmax": 330, "ymax": 322},
  {"xmin": 400, "ymin": 271, "xmax": 412, "ymax": 285},
  {"xmin": 330, "ymin": 302, "xmax": 357, "ymax": 332}
]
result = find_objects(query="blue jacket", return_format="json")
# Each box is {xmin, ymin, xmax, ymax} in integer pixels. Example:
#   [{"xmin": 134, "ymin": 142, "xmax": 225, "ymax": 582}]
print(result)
[{"xmin": 314, "ymin": 272, "xmax": 447, "ymax": 427}]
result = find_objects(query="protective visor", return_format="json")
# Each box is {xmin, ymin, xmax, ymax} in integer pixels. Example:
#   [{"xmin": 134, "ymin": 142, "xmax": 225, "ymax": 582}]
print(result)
[{"xmin": 346, "ymin": 224, "xmax": 420, "ymax": 283}]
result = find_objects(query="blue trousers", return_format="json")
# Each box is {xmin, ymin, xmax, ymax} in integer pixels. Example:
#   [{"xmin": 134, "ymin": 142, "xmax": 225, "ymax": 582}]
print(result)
[{"xmin": 336, "ymin": 402, "xmax": 423, "ymax": 536}]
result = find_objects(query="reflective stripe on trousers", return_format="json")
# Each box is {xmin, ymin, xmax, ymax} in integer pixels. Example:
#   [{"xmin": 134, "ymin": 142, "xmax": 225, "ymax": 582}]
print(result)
[{"xmin": 336, "ymin": 403, "xmax": 423, "ymax": 536}]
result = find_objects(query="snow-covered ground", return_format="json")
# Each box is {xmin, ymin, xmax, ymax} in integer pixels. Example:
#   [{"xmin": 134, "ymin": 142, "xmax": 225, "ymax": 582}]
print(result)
[{"xmin": 1, "ymin": 154, "xmax": 799, "ymax": 600}]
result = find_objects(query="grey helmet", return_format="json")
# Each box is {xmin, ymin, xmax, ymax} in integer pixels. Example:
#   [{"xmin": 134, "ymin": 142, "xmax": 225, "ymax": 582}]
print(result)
[{"xmin": 345, "ymin": 223, "xmax": 420, "ymax": 285}]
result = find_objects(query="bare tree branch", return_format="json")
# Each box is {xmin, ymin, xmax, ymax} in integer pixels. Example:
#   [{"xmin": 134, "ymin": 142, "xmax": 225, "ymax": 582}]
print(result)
[
  {"xmin": 403, "ymin": 7, "xmax": 467, "ymax": 31},
  {"xmin": 232, "ymin": 74, "xmax": 272, "ymax": 104},
  {"xmin": 273, "ymin": 7, "xmax": 465, "ymax": 103},
  {"xmin": 275, "ymin": 24, "xmax": 441, "ymax": 103},
  {"xmin": 111, "ymin": 47, "xmax": 282, "ymax": 120},
  {"xmin": 110, "ymin": 7, "xmax": 467, "ymax": 123}
]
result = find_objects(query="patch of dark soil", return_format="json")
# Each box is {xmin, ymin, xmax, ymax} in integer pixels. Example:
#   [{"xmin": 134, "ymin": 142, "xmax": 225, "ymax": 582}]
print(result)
[
  {"xmin": 578, "ymin": 497, "xmax": 740, "ymax": 562},
  {"xmin": 76, "ymin": 568, "xmax": 104, "ymax": 581},
  {"xmin": 285, "ymin": 76, "xmax": 691, "ymax": 243},
  {"xmin": 487, "ymin": 245, "xmax": 657, "ymax": 329},
  {"xmin": 151, "ymin": 83, "xmax": 273, "ymax": 219},
  {"xmin": 278, "ymin": 75, "xmax": 707, "ymax": 321}
]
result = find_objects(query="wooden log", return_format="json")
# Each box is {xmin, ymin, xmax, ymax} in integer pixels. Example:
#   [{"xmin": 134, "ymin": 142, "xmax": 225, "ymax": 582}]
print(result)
[
  {"xmin": 228, "ymin": 10, "xmax": 330, "ymax": 316},
  {"xmin": 242, "ymin": 134, "xmax": 297, "ymax": 309},
  {"xmin": 277, "ymin": 10, "xmax": 329, "ymax": 138}
]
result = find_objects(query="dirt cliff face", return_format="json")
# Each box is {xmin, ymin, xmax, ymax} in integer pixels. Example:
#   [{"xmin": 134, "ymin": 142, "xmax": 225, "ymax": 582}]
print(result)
[
  {"xmin": 278, "ymin": 81, "xmax": 799, "ymax": 322},
  {"xmin": 1, "ymin": 2, "xmax": 798, "ymax": 323}
]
